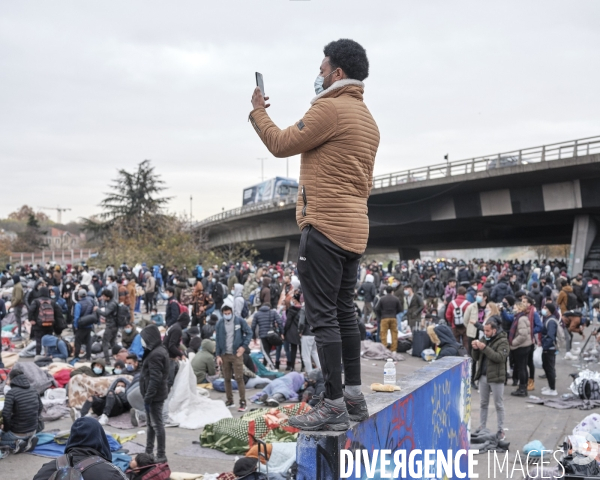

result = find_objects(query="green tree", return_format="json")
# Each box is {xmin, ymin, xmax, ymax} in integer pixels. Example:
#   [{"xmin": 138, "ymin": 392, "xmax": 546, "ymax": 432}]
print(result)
[
  {"xmin": 83, "ymin": 160, "xmax": 171, "ymax": 238},
  {"xmin": 12, "ymin": 215, "xmax": 47, "ymax": 252}
]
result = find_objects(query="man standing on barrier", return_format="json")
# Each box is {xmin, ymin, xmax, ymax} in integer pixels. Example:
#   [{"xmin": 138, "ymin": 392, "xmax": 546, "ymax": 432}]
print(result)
[{"xmin": 249, "ymin": 39, "xmax": 380, "ymax": 430}]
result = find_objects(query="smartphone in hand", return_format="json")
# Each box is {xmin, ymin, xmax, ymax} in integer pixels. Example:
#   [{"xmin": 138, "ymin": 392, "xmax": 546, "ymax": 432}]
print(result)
[{"xmin": 255, "ymin": 72, "xmax": 265, "ymax": 97}]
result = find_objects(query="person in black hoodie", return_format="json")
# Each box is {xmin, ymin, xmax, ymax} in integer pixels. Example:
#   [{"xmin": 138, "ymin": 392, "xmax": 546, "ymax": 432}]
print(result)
[
  {"xmin": 433, "ymin": 324, "xmax": 463, "ymax": 358},
  {"xmin": 139, "ymin": 324, "xmax": 169, "ymax": 464},
  {"xmin": 33, "ymin": 417, "xmax": 128, "ymax": 480},
  {"xmin": 201, "ymin": 314, "xmax": 218, "ymax": 340},
  {"xmin": 164, "ymin": 287, "xmax": 181, "ymax": 327},
  {"xmin": 0, "ymin": 368, "xmax": 42, "ymax": 452},
  {"xmin": 29, "ymin": 286, "xmax": 65, "ymax": 355}
]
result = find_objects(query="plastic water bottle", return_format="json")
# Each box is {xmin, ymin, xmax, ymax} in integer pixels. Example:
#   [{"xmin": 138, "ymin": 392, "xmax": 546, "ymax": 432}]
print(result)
[{"xmin": 384, "ymin": 358, "xmax": 396, "ymax": 385}]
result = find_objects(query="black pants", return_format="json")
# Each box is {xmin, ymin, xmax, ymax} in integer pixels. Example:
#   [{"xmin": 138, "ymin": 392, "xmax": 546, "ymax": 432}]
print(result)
[
  {"xmin": 81, "ymin": 392, "xmax": 126, "ymax": 417},
  {"xmin": 145, "ymin": 292, "xmax": 155, "ymax": 313},
  {"xmin": 527, "ymin": 344, "xmax": 535, "ymax": 380},
  {"xmin": 102, "ymin": 323, "xmax": 118, "ymax": 365},
  {"xmin": 74, "ymin": 329, "xmax": 93, "ymax": 361},
  {"xmin": 287, "ymin": 343, "xmax": 298, "ymax": 370},
  {"xmin": 297, "ymin": 225, "xmax": 362, "ymax": 401},
  {"xmin": 513, "ymin": 346, "xmax": 530, "ymax": 390},
  {"xmin": 146, "ymin": 400, "xmax": 166, "ymax": 460},
  {"xmin": 33, "ymin": 326, "xmax": 54, "ymax": 355},
  {"xmin": 542, "ymin": 350, "xmax": 556, "ymax": 390},
  {"xmin": 191, "ymin": 314, "xmax": 206, "ymax": 328}
]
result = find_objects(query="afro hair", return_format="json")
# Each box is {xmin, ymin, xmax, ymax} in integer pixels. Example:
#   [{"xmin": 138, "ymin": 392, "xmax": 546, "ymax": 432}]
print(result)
[{"xmin": 323, "ymin": 39, "xmax": 369, "ymax": 81}]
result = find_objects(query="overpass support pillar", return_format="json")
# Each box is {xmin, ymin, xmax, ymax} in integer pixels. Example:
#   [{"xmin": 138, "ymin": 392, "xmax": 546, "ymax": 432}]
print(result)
[
  {"xmin": 398, "ymin": 247, "xmax": 420, "ymax": 261},
  {"xmin": 283, "ymin": 239, "xmax": 299, "ymax": 264},
  {"xmin": 569, "ymin": 215, "xmax": 597, "ymax": 275}
]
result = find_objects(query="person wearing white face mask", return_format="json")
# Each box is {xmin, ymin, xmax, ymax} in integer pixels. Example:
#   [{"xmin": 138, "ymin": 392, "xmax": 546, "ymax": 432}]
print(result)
[
  {"xmin": 70, "ymin": 373, "xmax": 131, "ymax": 426},
  {"xmin": 248, "ymin": 39, "xmax": 379, "ymax": 431}
]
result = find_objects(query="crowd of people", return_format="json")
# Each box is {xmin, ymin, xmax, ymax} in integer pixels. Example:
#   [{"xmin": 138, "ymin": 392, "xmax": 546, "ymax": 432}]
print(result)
[
  {"xmin": 1, "ymin": 256, "xmax": 599, "ymax": 475},
  {"xmin": 357, "ymin": 257, "xmax": 600, "ymax": 441}
]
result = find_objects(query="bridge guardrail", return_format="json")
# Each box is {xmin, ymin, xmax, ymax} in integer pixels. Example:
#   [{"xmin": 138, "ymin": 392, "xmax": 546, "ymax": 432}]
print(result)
[{"xmin": 197, "ymin": 135, "xmax": 600, "ymax": 227}]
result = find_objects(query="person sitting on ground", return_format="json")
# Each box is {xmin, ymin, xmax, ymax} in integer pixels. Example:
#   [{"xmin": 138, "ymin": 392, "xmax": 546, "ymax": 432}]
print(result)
[
  {"xmin": 150, "ymin": 308, "xmax": 164, "ymax": 327},
  {"xmin": 0, "ymin": 368, "xmax": 42, "ymax": 453},
  {"xmin": 41, "ymin": 333, "xmax": 70, "ymax": 360},
  {"xmin": 201, "ymin": 313, "xmax": 218, "ymax": 340},
  {"xmin": 71, "ymin": 377, "xmax": 131, "ymax": 426},
  {"xmin": 112, "ymin": 345, "xmax": 129, "ymax": 364},
  {"xmin": 251, "ymin": 371, "xmax": 307, "ymax": 407},
  {"xmin": 121, "ymin": 323, "xmax": 138, "ymax": 350},
  {"xmin": 125, "ymin": 354, "xmax": 141, "ymax": 375},
  {"xmin": 182, "ymin": 326, "xmax": 202, "ymax": 353},
  {"xmin": 431, "ymin": 324, "xmax": 464, "ymax": 359},
  {"xmin": 113, "ymin": 360, "xmax": 126, "ymax": 376},
  {"xmin": 191, "ymin": 338, "xmax": 217, "ymax": 384},
  {"xmin": 70, "ymin": 359, "xmax": 108, "ymax": 378},
  {"xmin": 33, "ymin": 417, "xmax": 128, "ymax": 480}
]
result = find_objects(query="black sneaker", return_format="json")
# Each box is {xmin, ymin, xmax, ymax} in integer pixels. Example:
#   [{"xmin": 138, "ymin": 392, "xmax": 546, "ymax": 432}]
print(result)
[
  {"xmin": 24, "ymin": 436, "xmax": 39, "ymax": 453},
  {"xmin": 238, "ymin": 402, "xmax": 247, "ymax": 413},
  {"xmin": 288, "ymin": 394, "xmax": 350, "ymax": 431},
  {"xmin": 511, "ymin": 389, "xmax": 527, "ymax": 397},
  {"xmin": 266, "ymin": 398, "xmax": 280, "ymax": 407},
  {"xmin": 13, "ymin": 439, "xmax": 27, "ymax": 454},
  {"xmin": 343, "ymin": 391, "xmax": 369, "ymax": 422}
]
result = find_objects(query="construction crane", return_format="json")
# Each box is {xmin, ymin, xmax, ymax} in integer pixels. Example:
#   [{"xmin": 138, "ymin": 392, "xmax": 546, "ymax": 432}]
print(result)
[{"xmin": 39, "ymin": 206, "xmax": 72, "ymax": 224}]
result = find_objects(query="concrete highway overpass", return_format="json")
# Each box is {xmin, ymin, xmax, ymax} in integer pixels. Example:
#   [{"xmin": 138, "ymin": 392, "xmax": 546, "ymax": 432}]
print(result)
[{"xmin": 196, "ymin": 136, "xmax": 600, "ymax": 274}]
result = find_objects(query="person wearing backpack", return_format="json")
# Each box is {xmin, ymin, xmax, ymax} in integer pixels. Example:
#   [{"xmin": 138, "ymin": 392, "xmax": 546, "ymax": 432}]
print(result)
[
  {"xmin": 557, "ymin": 280, "xmax": 576, "ymax": 314},
  {"xmin": 96, "ymin": 289, "xmax": 119, "ymax": 366},
  {"xmin": 251, "ymin": 302, "xmax": 284, "ymax": 369},
  {"xmin": 540, "ymin": 303, "xmax": 561, "ymax": 396},
  {"xmin": 445, "ymin": 286, "xmax": 471, "ymax": 351},
  {"xmin": 29, "ymin": 286, "xmax": 65, "ymax": 355},
  {"xmin": 41, "ymin": 334, "xmax": 70, "ymax": 360},
  {"xmin": 33, "ymin": 416, "xmax": 128, "ymax": 480}
]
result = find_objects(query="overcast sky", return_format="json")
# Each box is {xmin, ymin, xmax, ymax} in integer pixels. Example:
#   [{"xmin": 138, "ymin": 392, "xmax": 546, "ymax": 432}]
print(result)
[{"xmin": 1, "ymin": 1, "xmax": 598, "ymax": 224}]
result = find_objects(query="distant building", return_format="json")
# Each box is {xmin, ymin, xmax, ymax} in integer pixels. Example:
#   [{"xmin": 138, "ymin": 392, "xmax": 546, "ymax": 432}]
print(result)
[
  {"xmin": 0, "ymin": 229, "xmax": 18, "ymax": 242},
  {"xmin": 44, "ymin": 228, "xmax": 85, "ymax": 250}
]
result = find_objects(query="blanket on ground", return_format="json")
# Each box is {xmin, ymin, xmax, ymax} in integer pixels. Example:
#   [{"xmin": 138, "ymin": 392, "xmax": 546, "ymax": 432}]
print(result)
[
  {"xmin": 200, "ymin": 403, "xmax": 311, "ymax": 455},
  {"xmin": 527, "ymin": 397, "xmax": 600, "ymax": 410},
  {"xmin": 14, "ymin": 361, "xmax": 56, "ymax": 393},
  {"xmin": 360, "ymin": 340, "xmax": 405, "ymax": 362},
  {"xmin": 167, "ymin": 359, "xmax": 231, "ymax": 429},
  {"xmin": 68, "ymin": 373, "xmax": 133, "ymax": 408}
]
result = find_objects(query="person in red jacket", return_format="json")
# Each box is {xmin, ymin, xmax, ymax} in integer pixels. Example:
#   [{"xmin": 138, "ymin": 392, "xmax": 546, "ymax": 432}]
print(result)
[{"xmin": 445, "ymin": 287, "xmax": 471, "ymax": 350}]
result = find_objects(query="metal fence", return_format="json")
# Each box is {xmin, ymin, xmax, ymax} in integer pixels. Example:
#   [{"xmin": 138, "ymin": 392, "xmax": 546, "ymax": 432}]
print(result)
[
  {"xmin": 197, "ymin": 135, "xmax": 600, "ymax": 227},
  {"xmin": 10, "ymin": 249, "xmax": 98, "ymax": 265},
  {"xmin": 372, "ymin": 135, "xmax": 600, "ymax": 189}
]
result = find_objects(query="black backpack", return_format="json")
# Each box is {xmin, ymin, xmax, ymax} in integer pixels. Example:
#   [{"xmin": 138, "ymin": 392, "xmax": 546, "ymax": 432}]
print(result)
[
  {"xmin": 566, "ymin": 292, "xmax": 578, "ymax": 310},
  {"xmin": 48, "ymin": 454, "xmax": 125, "ymax": 480},
  {"xmin": 116, "ymin": 304, "xmax": 130, "ymax": 328}
]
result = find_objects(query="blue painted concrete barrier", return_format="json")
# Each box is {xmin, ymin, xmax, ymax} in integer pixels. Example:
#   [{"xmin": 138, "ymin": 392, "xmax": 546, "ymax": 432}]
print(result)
[{"xmin": 296, "ymin": 357, "xmax": 472, "ymax": 479}]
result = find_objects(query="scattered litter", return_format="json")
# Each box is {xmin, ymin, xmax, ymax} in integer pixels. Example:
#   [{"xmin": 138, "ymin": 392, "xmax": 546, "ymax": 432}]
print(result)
[{"xmin": 137, "ymin": 430, "xmax": 145, "ymax": 435}]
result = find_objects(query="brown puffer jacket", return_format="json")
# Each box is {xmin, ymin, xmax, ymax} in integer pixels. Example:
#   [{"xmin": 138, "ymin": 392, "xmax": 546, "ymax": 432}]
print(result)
[{"xmin": 249, "ymin": 79, "xmax": 380, "ymax": 254}]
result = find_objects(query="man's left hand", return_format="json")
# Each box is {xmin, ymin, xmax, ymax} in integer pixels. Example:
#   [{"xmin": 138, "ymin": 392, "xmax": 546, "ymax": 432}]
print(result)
[
  {"xmin": 251, "ymin": 87, "xmax": 270, "ymax": 110},
  {"xmin": 236, "ymin": 347, "xmax": 245, "ymax": 357}
]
